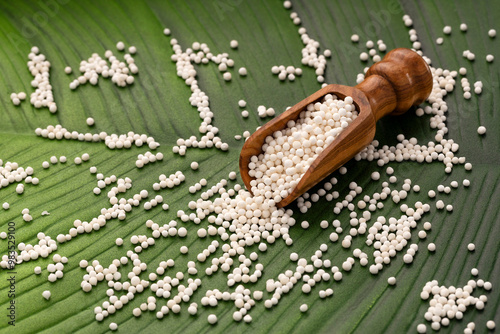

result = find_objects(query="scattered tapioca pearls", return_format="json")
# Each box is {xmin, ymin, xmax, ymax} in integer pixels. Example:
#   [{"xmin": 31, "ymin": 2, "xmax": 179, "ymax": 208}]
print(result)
[
  {"xmin": 249, "ymin": 95, "xmax": 357, "ymax": 203},
  {"xmin": 0, "ymin": 161, "xmax": 35, "ymax": 190},
  {"xmin": 10, "ymin": 92, "xmax": 26, "ymax": 105},
  {"xmin": 10, "ymin": 7, "xmax": 488, "ymax": 332},
  {"xmin": 136, "ymin": 151, "xmax": 164, "ymax": 168},
  {"xmin": 42, "ymin": 290, "xmax": 51, "ymax": 300},
  {"xmin": 463, "ymin": 50, "xmax": 475, "ymax": 61},
  {"xmin": 26, "ymin": 47, "xmax": 58, "ymax": 113},
  {"xmin": 238, "ymin": 67, "xmax": 247, "ymax": 76},
  {"xmin": 143, "ymin": 195, "xmax": 164, "ymax": 211},
  {"xmin": 419, "ymin": 276, "xmax": 493, "ymax": 331},
  {"xmin": 188, "ymin": 177, "xmax": 295, "ymax": 252},
  {"xmin": 22, "ymin": 208, "xmax": 32, "ymax": 221},
  {"xmin": 356, "ymin": 66, "xmax": 469, "ymax": 175},
  {"xmin": 188, "ymin": 178, "xmax": 207, "ymax": 194},
  {"xmin": 402, "ymin": 14, "xmax": 413, "ymax": 27},
  {"xmin": 69, "ymin": 47, "xmax": 138, "ymax": 89},
  {"xmin": 74, "ymin": 153, "xmax": 90, "ymax": 165},
  {"xmin": 363, "ymin": 201, "xmax": 430, "ymax": 275},
  {"xmin": 290, "ymin": 11, "xmax": 301, "ymax": 25},
  {"xmin": 57, "ymin": 175, "xmax": 177, "ymax": 244},
  {"xmin": 271, "ymin": 65, "xmax": 303, "ymax": 81},
  {"xmin": 207, "ymin": 314, "xmax": 217, "ymax": 324},
  {"xmin": 257, "ymin": 105, "xmax": 275, "ymax": 118},
  {"xmin": 94, "ymin": 175, "xmax": 131, "ymax": 196},
  {"xmin": 271, "ymin": 15, "xmax": 329, "ymax": 83},
  {"xmin": 35, "ymin": 124, "xmax": 160, "ymax": 150},
  {"xmin": 298, "ymin": 28, "xmax": 330, "ymax": 83},
  {"xmin": 168, "ymin": 37, "xmax": 230, "ymax": 154},
  {"xmin": 0, "ymin": 233, "xmax": 57, "ymax": 267},
  {"xmin": 12, "ymin": 173, "xmax": 290, "ymax": 322},
  {"xmin": 106, "ymin": 132, "xmax": 159, "ymax": 149},
  {"xmin": 473, "ymin": 80, "xmax": 483, "ymax": 95},
  {"xmin": 47, "ymin": 259, "xmax": 65, "ymax": 282}
]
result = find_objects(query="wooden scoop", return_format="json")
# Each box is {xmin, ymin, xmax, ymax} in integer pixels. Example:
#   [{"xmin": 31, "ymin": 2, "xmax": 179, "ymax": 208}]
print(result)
[{"xmin": 239, "ymin": 48, "xmax": 433, "ymax": 208}]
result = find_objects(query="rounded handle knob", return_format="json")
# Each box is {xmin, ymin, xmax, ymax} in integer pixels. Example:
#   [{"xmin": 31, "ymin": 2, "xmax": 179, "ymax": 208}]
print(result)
[{"xmin": 356, "ymin": 48, "xmax": 433, "ymax": 120}]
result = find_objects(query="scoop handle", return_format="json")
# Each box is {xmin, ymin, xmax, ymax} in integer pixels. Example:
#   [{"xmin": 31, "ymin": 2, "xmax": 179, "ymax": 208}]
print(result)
[{"xmin": 356, "ymin": 48, "xmax": 433, "ymax": 121}]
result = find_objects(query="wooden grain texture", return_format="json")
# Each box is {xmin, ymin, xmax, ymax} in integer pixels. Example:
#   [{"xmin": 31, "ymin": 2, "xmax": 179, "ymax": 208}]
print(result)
[
  {"xmin": 239, "ymin": 48, "xmax": 433, "ymax": 207},
  {"xmin": 363, "ymin": 48, "xmax": 433, "ymax": 116}
]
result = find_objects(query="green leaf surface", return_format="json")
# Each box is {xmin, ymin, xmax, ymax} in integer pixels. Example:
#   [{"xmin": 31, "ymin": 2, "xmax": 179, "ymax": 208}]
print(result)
[{"xmin": 0, "ymin": 1, "xmax": 499, "ymax": 333}]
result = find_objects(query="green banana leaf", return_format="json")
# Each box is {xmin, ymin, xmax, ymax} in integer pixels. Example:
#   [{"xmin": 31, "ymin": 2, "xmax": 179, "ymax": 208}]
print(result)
[{"xmin": 0, "ymin": 1, "xmax": 498, "ymax": 333}]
